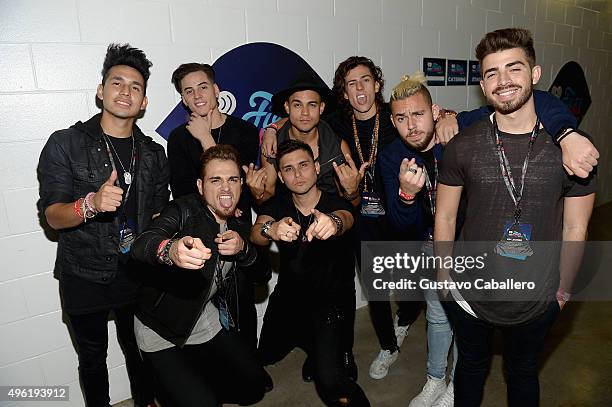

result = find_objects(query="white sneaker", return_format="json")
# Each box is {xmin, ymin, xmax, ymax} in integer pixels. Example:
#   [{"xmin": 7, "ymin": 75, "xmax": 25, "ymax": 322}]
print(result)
[
  {"xmin": 394, "ymin": 314, "xmax": 411, "ymax": 348},
  {"xmin": 368, "ymin": 349, "xmax": 399, "ymax": 379},
  {"xmin": 432, "ymin": 381, "xmax": 454, "ymax": 407},
  {"xmin": 408, "ymin": 376, "xmax": 447, "ymax": 407}
]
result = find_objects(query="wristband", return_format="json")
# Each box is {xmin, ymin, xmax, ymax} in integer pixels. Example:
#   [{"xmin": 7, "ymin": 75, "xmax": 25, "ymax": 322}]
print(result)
[
  {"xmin": 265, "ymin": 123, "xmax": 279, "ymax": 132},
  {"xmin": 83, "ymin": 192, "xmax": 98, "ymax": 219},
  {"xmin": 555, "ymin": 127, "xmax": 574, "ymax": 144},
  {"xmin": 327, "ymin": 212, "xmax": 344, "ymax": 235},
  {"xmin": 399, "ymin": 188, "xmax": 416, "ymax": 202},
  {"xmin": 343, "ymin": 190, "xmax": 360, "ymax": 201},
  {"xmin": 74, "ymin": 198, "xmax": 84, "ymax": 219}
]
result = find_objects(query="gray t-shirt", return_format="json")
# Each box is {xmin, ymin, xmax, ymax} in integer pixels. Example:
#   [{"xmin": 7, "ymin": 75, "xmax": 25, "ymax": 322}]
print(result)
[
  {"xmin": 134, "ymin": 223, "xmax": 234, "ymax": 352},
  {"xmin": 438, "ymin": 116, "xmax": 596, "ymax": 325}
]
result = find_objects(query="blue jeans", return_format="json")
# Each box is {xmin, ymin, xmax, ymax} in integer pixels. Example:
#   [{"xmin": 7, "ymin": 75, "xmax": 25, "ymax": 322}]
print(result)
[{"xmin": 423, "ymin": 287, "xmax": 457, "ymax": 380}]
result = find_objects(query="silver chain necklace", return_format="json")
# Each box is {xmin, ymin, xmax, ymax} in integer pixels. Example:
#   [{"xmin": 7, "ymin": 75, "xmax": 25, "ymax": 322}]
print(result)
[{"xmin": 104, "ymin": 134, "xmax": 135, "ymax": 185}]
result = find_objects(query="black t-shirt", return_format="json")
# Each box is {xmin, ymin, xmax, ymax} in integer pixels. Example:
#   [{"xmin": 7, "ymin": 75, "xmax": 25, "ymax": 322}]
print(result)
[
  {"xmin": 258, "ymin": 191, "xmax": 355, "ymax": 300},
  {"xmin": 324, "ymin": 104, "xmax": 400, "ymax": 243},
  {"xmin": 167, "ymin": 114, "xmax": 260, "ymax": 215},
  {"xmin": 106, "ymin": 135, "xmax": 138, "ymax": 225},
  {"xmin": 63, "ymin": 134, "xmax": 141, "ymax": 315},
  {"xmin": 438, "ymin": 117, "xmax": 596, "ymax": 324}
]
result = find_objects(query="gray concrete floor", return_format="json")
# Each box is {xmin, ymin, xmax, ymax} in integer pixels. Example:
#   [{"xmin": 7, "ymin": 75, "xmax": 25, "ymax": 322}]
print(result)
[{"xmin": 116, "ymin": 202, "xmax": 612, "ymax": 406}]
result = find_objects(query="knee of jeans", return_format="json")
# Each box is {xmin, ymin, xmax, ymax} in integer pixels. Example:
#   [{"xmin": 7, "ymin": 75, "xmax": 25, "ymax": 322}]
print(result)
[{"xmin": 426, "ymin": 306, "xmax": 450, "ymax": 325}]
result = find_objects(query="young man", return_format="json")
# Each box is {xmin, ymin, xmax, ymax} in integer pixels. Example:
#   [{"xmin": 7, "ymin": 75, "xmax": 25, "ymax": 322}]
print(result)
[
  {"xmin": 252, "ymin": 140, "xmax": 370, "ymax": 406},
  {"xmin": 252, "ymin": 71, "xmax": 354, "ymax": 203},
  {"xmin": 435, "ymin": 28, "xmax": 596, "ymax": 406},
  {"xmin": 37, "ymin": 44, "xmax": 166, "ymax": 407},
  {"xmin": 167, "ymin": 63, "xmax": 262, "ymax": 349},
  {"xmin": 131, "ymin": 145, "xmax": 268, "ymax": 407},
  {"xmin": 379, "ymin": 73, "xmax": 458, "ymax": 407},
  {"xmin": 167, "ymin": 63, "xmax": 260, "ymax": 202},
  {"xmin": 247, "ymin": 71, "xmax": 362, "ymax": 381}
]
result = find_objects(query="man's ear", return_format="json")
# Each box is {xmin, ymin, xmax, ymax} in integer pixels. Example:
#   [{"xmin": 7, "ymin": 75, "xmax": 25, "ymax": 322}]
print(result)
[
  {"xmin": 197, "ymin": 178, "xmax": 204, "ymax": 195},
  {"xmin": 140, "ymin": 95, "xmax": 148, "ymax": 111},
  {"xmin": 284, "ymin": 101, "xmax": 290, "ymax": 115},
  {"xmin": 315, "ymin": 161, "xmax": 320, "ymax": 176},
  {"xmin": 319, "ymin": 101, "xmax": 325, "ymax": 115},
  {"xmin": 277, "ymin": 171, "xmax": 285, "ymax": 184},
  {"xmin": 374, "ymin": 80, "xmax": 381, "ymax": 94},
  {"xmin": 96, "ymin": 84, "xmax": 104, "ymax": 101},
  {"xmin": 479, "ymin": 79, "xmax": 485, "ymax": 97},
  {"xmin": 214, "ymin": 83, "xmax": 220, "ymax": 98},
  {"xmin": 531, "ymin": 65, "xmax": 542, "ymax": 85},
  {"xmin": 432, "ymin": 104, "xmax": 441, "ymax": 122}
]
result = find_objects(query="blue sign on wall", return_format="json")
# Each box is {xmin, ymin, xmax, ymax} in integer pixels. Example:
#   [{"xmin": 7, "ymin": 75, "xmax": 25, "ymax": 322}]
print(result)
[
  {"xmin": 423, "ymin": 57, "xmax": 446, "ymax": 86},
  {"xmin": 447, "ymin": 60, "xmax": 467, "ymax": 86},
  {"xmin": 468, "ymin": 60, "xmax": 482, "ymax": 85},
  {"xmin": 156, "ymin": 42, "xmax": 329, "ymax": 141}
]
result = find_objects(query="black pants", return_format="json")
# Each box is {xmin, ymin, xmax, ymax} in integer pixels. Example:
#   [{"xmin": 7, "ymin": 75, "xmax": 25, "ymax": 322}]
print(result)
[
  {"xmin": 444, "ymin": 301, "xmax": 560, "ymax": 407},
  {"xmin": 259, "ymin": 286, "xmax": 370, "ymax": 406},
  {"xmin": 67, "ymin": 304, "xmax": 154, "ymax": 407},
  {"xmin": 143, "ymin": 330, "xmax": 266, "ymax": 407},
  {"xmin": 368, "ymin": 298, "xmax": 422, "ymax": 351}
]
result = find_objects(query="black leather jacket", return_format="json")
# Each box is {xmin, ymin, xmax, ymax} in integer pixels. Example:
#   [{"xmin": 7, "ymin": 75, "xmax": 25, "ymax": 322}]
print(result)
[
  {"xmin": 38, "ymin": 114, "xmax": 170, "ymax": 283},
  {"xmin": 131, "ymin": 194, "xmax": 270, "ymax": 347}
]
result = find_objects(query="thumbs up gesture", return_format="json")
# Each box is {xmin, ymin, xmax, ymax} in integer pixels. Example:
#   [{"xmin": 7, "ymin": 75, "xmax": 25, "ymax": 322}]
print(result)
[
  {"xmin": 305, "ymin": 209, "xmax": 337, "ymax": 242},
  {"xmin": 93, "ymin": 170, "xmax": 124, "ymax": 213}
]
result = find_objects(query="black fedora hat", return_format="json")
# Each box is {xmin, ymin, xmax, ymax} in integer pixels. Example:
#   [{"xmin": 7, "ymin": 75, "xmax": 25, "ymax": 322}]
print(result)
[{"xmin": 271, "ymin": 71, "xmax": 332, "ymax": 117}]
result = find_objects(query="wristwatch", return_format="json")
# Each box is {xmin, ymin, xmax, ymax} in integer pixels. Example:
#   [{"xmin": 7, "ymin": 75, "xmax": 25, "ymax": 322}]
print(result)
[
  {"xmin": 260, "ymin": 220, "xmax": 274, "ymax": 240},
  {"xmin": 328, "ymin": 212, "xmax": 343, "ymax": 235}
]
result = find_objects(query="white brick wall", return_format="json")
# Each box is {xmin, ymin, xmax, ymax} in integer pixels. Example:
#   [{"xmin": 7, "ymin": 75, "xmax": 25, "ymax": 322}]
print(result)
[{"xmin": 1, "ymin": 0, "xmax": 610, "ymax": 404}]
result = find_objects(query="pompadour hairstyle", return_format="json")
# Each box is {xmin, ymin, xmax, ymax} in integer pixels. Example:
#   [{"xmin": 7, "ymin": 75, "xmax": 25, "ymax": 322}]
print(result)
[
  {"xmin": 475, "ymin": 28, "xmax": 536, "ymax": 68},
  {"xmin": 171, "ymin": 63, "xmax": 216, "ymax": 94},
  {"xmin": 101, "ymin": 43, "xmax": 152, "ymax": 88},
  {"xmin": 332, "ymin": 56, "xmax": 385, "ymax": 116},
  {"xmin": 389, "ymin": 71, "xmax": 432, "ymax": 107}
]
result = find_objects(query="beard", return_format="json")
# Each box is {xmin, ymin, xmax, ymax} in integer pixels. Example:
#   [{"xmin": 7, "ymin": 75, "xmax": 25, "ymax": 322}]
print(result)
[
  {"xmin": 403, "ymin": 130, "xmax": 435, "ymax": 152},
  {"xmin": 487, "ymin": 82, "xmax": 533, "ymax": 114}
]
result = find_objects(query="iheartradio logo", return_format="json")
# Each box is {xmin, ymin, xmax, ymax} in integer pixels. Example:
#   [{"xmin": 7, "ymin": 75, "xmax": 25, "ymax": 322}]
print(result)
[{"xmin": 218, "ymin": 91, "xmax": 236, "ymax": 115}]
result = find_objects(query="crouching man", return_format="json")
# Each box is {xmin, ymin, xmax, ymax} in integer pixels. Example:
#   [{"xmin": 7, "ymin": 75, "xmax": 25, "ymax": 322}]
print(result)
[
  {"xmin": 252, "ymin": 139, "xmax": 371, "ymax": 406},
  {"xmin": 131, "ymin": 145, "xmax": 269, "ymax": 406}
]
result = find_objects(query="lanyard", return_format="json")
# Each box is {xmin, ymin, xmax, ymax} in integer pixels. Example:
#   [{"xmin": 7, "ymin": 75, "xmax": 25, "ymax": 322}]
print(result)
[
  {"xmin": 422, "ymin": 157, "xmax": 438, "ymax": 216},
  {"xmin": 491, "ymin": 116, "xmax": 540, "ymax": 223},
  {"xmin": 352, "ymin": 111, "xmax": 379, "ymax": 192}
]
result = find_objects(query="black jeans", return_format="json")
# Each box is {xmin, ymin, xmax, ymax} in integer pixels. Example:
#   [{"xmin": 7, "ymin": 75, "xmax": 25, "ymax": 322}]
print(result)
[
  {"xmin": 259, "ymin": 286, "xmax": 370, "ymax": 406},
  {"xmin": 368, "ymin": 299, "xmax": 422, "ymax": 352},
  {"xmin": 67, "ymin": 304, "xmax": 154, "ymax": 407},
  {"xmin": 444, "ymin": 301, "xmax": 560, "ymax": 407},
  {"xmin": 143, "ymin": 330, "xmax": 266, "ymax": 407}
]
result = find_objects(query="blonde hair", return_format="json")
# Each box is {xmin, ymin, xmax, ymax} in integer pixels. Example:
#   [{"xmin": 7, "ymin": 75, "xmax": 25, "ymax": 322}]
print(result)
[{"xmin": 390, "ymin": 71, "xmax": 432, "ymax": 105}]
